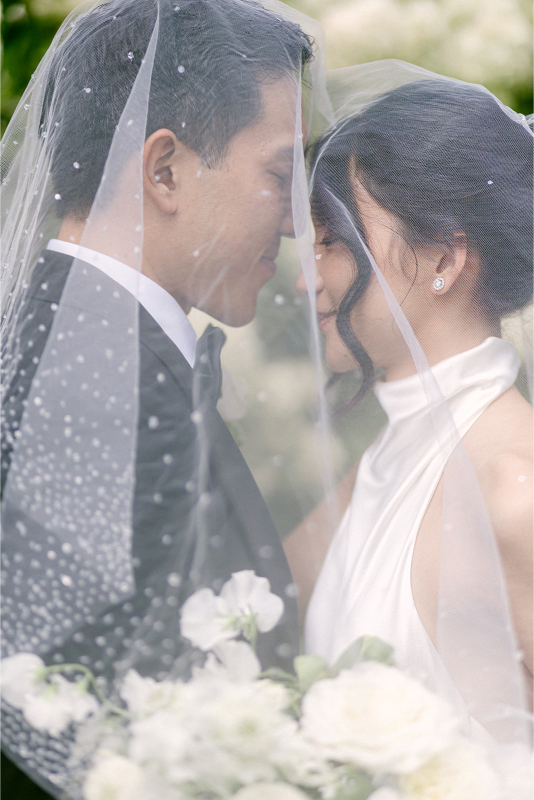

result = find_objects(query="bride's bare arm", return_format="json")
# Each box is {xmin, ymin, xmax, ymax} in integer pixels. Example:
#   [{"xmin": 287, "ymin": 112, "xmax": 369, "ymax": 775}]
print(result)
[
  {"xmin": 468, "ymin": 388, "xmax": 533, "ymax": 685},
  {"xmin": 413, "ymin": 385, "xmax": 533, "ymax": 705},
  {"xmin": 284, "ymin": 461, "xmax": 359, "ymax": 621},
  {"xmin": 489, "ymin": 453, "xmax": 533, "ymax": 676}
]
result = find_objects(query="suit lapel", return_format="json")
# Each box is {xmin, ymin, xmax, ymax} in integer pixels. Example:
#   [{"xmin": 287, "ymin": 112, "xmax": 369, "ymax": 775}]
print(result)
[
  {"xmin": 202, "ymin": 401, "xmax": 278, "ymax": 542},
  {"xmin": 36, "ymin": 251, "xmax": 276, "ymax": 542},
  {"xmin": 137, "ymin": 305, "xmax": 194, "ymax": 405}
]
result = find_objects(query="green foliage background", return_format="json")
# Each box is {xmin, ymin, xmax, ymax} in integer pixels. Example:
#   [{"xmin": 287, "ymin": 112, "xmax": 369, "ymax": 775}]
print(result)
[{"xmin": 2, "ymin": 0, "xmax": 533, "ymax": 134}]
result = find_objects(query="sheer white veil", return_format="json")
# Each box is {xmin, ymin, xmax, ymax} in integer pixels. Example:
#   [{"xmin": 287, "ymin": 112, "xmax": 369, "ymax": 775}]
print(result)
[
  {"xmin": 301, "ymin": 60, "xmax": 533, "ymax": 747},
  {"xmin": 0, "ymin": 0, "xmax": 330, "ymax": 793}
]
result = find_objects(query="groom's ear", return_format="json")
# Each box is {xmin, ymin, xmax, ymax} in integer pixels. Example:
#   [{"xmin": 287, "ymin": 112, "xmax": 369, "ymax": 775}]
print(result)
[{"xmin": 143, "ymin": 129, "xmax": 185, "ymax": 214}]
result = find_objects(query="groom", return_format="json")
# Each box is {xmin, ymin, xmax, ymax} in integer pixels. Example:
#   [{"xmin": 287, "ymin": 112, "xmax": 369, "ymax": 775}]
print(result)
[{"xmin": 1, "ymin": 0, "xmax": 313, "ymax": 795}]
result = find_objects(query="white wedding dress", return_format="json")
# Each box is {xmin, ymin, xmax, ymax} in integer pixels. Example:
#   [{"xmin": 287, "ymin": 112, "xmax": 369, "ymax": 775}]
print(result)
[{"xmin": 305, "ymin": 337, "xmax": 520, "ymax": 705}]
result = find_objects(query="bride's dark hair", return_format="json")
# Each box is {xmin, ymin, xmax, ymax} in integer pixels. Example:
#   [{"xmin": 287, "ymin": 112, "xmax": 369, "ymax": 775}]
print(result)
[{"xmin": 309, "ymin": 80, "xmax": 533, "ymax": 404}]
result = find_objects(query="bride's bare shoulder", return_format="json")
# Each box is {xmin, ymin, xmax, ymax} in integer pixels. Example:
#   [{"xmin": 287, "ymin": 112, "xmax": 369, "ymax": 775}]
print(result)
[
  {"xmin": 467, "ymin": 386, "xmax": 532, "ymax": 547},
  {"xmin": 471, "ymin": 386, "xmax": 533, "ymax": 678}
]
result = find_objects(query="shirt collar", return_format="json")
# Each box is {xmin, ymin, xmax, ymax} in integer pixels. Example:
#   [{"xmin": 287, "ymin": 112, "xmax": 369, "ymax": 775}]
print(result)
[{"xmin": 47, "ymin": 239, "xmax": 197, "ymax": 367}]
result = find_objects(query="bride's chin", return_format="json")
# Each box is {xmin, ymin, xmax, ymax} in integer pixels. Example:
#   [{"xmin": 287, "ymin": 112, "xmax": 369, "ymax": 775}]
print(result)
[{"xmin": 325, "ymin": 343, "xmax": 360, "ymax": 374}]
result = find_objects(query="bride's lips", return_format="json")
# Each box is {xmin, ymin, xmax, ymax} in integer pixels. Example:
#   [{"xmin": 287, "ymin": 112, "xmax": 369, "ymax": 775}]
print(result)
[{"xmin": 318, "ymin": 311, "xmax": 336, "ymax": 332}]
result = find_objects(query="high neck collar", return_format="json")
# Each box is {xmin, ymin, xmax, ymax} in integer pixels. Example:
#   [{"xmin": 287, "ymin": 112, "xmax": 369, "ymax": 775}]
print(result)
[{"xmin": 374, "ymin": 337, "xmax": 520, "ymax": 423}]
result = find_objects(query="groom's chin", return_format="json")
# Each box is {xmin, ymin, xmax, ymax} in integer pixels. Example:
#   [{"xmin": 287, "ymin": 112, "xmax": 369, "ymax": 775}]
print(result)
[{"xmin": 199, "ymin": 299, "xmax": 259, "ymax": 329}]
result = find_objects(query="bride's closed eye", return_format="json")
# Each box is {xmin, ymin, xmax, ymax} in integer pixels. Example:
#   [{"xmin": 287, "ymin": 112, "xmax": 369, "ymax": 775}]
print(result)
[
  {"xmin": 314, "ymin": 223, "xmax": 338, "ymax": 247},
  {"xmin": 317, "ymin": 235, "xmax": 339, "ymax": 247}
]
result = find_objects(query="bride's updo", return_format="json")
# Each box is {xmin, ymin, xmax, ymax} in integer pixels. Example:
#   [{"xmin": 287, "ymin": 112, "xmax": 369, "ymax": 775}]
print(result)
[{"xmin": 309, "ymin": 79, "xmax": 533, "ymax": 395}]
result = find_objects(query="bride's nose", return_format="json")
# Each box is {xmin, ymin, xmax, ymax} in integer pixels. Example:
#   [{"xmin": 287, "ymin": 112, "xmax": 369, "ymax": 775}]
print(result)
[{"xmin": 295, "ymin": 264, "xmax": 324, "ymax": 296}]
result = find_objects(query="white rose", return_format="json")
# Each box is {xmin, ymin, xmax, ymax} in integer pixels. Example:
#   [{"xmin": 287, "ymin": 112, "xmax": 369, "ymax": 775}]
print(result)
[
  {"xmin": 368, "ymin": 790, "xmax": 405, "ymax": 800},
  {"xmin": 399, "ymin": 740, "xmax": 499, "ymax": 800},
  {"xmin": 232, "ymin": 783, "xmax": 310, "ymax": 800},
  {"xmin": 83, "ymin": 755, "xmax": 146, "ymax": 800},
  {"xmin": 300, "ymin": 662, "xmax": 459, "ymax": 774},
  {"xmin": 492, "ymin": 742, "xmax": 534, "ymax": 800},
  {"xmin": 0, "ymin": 653, "xmax": 46, "ymax": 707}
]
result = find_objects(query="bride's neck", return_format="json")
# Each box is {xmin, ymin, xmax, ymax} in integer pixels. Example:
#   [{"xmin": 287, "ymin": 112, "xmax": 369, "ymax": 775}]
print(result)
[{"xmin": 383, "ymin": 311, "xmax": 500, "ymax": 382}]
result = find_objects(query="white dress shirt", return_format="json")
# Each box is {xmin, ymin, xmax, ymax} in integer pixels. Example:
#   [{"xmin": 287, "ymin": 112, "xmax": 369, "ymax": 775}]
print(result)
[{"xmin": 47, "ymin": 239, "xmax": 197, "ymax": 367}]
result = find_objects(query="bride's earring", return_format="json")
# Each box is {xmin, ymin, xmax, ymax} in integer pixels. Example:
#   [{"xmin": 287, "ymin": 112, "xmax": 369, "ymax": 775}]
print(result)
[{"xmin": 433, "ymin": 277, "xmax": 445, "ymax": 291}]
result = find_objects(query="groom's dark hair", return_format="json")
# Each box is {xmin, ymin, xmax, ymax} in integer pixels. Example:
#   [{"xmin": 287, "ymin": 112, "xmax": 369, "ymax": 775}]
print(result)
[{"xmin": 43, "ymin": 0, "xmax": 314, "ymax": 219}]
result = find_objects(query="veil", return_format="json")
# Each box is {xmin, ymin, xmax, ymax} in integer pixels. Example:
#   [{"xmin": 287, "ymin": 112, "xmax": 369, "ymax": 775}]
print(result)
[
  {"xmin": 0, "ymin": 0, "xmax": 331, "ymax": 794},
  {"xmin": 297, "ymin": 60, "xmax": 533, "ymax": 748},
  {"xmin": 2, "ymin": 1, "xmax": 532, "ymax": 791}
]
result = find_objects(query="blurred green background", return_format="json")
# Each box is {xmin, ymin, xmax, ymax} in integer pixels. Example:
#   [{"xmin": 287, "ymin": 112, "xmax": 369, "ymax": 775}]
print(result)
[{"xmin": 2, "ymin": 0, "xmax": 532, "ymax": 133}]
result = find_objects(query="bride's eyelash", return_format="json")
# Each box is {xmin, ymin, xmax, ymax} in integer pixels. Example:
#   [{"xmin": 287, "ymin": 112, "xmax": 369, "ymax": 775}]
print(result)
[{"xmin": 318, "ymin": 235, "xmax": 338, "ymax": 246}]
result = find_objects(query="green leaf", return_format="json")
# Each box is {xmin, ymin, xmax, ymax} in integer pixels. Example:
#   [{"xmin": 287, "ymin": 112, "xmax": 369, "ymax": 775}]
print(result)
[
  {"xmin": 332, "ymin": 636, "xmax": 395, "ymax": 675},
  {"xmin": 293, "ymin": 654, "xmax": 331, "ymax": 693},
  {"xmin": 331, "ymin": 771, "xmax": 374, "ymax": 800},
  {"xmin": 259, "ymin": 667, "xmax": 298, "ymax": 685}
]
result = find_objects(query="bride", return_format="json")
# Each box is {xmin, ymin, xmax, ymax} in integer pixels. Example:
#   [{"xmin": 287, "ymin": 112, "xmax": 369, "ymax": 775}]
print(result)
[{"xmin": 285, "ymin": 67, "xmax": 533, "ymax": 743}]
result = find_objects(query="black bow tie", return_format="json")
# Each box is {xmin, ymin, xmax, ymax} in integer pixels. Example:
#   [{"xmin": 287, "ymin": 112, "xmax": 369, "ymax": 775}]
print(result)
[{"xmin": 193, "ymin": 324, "xmax": 226, "ymax": 405}]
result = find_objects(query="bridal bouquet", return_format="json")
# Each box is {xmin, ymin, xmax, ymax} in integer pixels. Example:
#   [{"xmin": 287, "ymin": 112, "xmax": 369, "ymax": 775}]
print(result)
[{"xmin": 1, "ymin": 571, "xmax": 531, "ymax": 800}]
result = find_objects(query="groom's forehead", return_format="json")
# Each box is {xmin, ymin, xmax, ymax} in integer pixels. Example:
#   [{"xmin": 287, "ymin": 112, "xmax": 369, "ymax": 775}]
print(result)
[{"xmin": 227, "ymin": 78, "xmax": 301, "ymax": 156}]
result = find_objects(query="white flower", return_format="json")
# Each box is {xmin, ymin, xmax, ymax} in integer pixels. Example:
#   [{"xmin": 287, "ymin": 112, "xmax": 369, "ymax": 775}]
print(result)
[
  {"xmin": 300, "ymin": 662, "xmax": 459, "ymax": 774},
  {"xmin": 120, "ymin": 670, "xmax": 181, "ymax": 719},
  {"xmin": 1, "ymin": 653, "xmax": 98, "ymax": 737},
  {"xmin": 120, "ymin": 671, "xmax": 297, "ymax": 794},
  {"xmin": 123, "ymin": 672, "xmax": 293, "ymax": 786},
  {"xmin": 232, "ymin": 783, "xmax": 310, "ymax": 800},
  {"xmin": 128, "ymin": 710, "xmax": 193, "ymax": 778},
  {"xmin": 194, "ymin": 678, "xmax": 294, "ymax": 759},
  {"xmin": 220, "ymin": 570, "xmax": 284, "ymax": 633},
  {"xmin": 190, "ymin": 677, "xmax": 295, "ymax": 788},
  {"xmin": 22, "ymin": 674, "xmax": 99, "ymax": 737},
  {"xmin": 180, "ymin": 587, "xmax": 233, "ymax": 651},
  {"xmin": 213, "ymin": 640, "xmax": 261, "ymax": 681},
  {"xmin": 399, "ymin": 740, "xmax": 499, "ymax": 800},
  {"xmin": 83, "ymin": 755, "xmax": 146, "ymax": 800},
  {"xmin": 192, "ymin": 642, "xmax": 260, "ymax": 684},
  {"xmin": 273, "ymin": 730, "xmax": 338, "ymax": 791},
  {"xmin": 492, "ymin": 742, "xmax": 534, "ymax": 800},
  {"xmin": 180, "ymin": 570, "xmax": 284, "ymax": 650},
  {"xmin": 1, "ymin": 653, "xmax": 46, "ymax": 707},
  {"xmin": 368, "ymin": 790, "xmax": 405, "ymax": 800}
]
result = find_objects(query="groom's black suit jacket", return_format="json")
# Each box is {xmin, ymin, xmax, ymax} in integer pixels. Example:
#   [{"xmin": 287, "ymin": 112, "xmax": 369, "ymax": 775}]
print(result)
[
  {"xmin": 1, "ymin": 250, "xmax": 298, "ymax": 797},
  {"xmin": 1, "ymin": 250, "xmax": 298, "ymax": 668}
]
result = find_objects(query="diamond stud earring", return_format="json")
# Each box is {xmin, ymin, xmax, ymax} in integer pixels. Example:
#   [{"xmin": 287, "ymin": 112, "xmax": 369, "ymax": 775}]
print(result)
[{"xmin": 433, "ymin": 277, "xmax": 445, "ymax": 291}]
